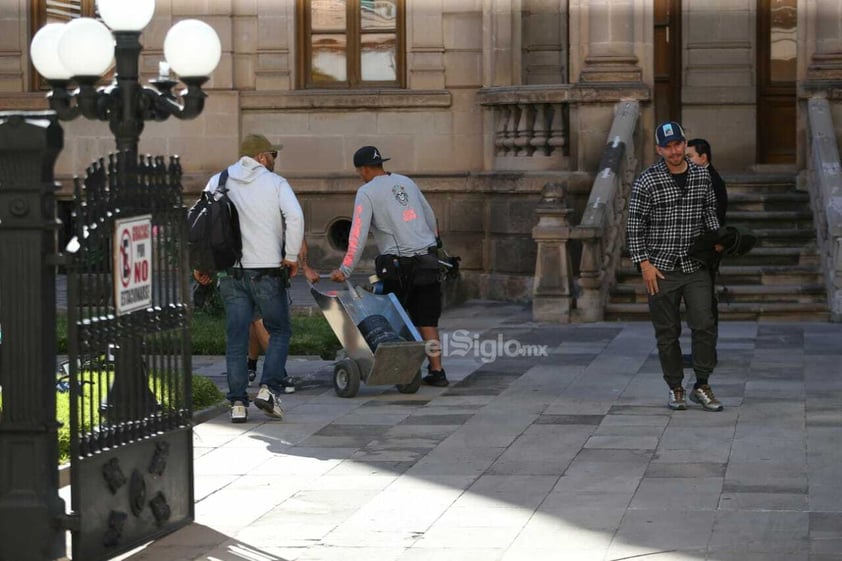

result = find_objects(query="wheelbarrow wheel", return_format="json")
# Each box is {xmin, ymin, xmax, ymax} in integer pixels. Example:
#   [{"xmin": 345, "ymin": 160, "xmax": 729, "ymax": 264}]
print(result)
[
  {"xmin": 334, "ymin": 358, "xmax": 361, "ymax": 398},
  {"xmin": 396, "ymin": 369, "xmax": 422, "ymax": 394}
]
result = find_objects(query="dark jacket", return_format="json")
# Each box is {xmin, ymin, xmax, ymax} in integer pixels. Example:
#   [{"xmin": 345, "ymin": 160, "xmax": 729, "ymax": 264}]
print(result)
[
  {"xmin": 688, "ymin": 225, "xmax": 757, "ymax": 269},
  {"xmin": 709, "ymin": 164, "xmax": 728, "ymax": 226}
]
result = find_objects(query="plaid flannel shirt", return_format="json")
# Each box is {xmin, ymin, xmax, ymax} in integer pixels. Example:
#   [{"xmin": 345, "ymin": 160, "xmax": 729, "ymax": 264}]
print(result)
[{"xmin": 626, "ymin": 159, "xmax": 720, "ymax": 273}]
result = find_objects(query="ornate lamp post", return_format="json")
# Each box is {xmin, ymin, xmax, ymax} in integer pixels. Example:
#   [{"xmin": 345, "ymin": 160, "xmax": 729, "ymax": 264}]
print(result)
[
  {"xmin": 1, "ymin": 7, "xmax": 220, "ymax": 560},
  {"xmin": 29, "ymin": 0, "xmax": 221, "ymax": 157}
]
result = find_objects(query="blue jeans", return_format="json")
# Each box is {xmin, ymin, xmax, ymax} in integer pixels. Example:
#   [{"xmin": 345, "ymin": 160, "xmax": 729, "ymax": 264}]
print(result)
[{"xmin": 218, "ymin": 270, "xmax": 291, "ymax": 404}]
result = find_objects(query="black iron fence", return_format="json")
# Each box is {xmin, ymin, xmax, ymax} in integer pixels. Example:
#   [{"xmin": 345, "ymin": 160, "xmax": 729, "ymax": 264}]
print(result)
[
  {"xmin": 64, "ymin": 152, "xmax": 194, "ymax": 561},
  {"xmin": 67, "ymin": 153, "xmax": 192, "ymax": 448},
  {"xmin": 0, "ymin": 111, "xmax": 195, "ymax": 561}
]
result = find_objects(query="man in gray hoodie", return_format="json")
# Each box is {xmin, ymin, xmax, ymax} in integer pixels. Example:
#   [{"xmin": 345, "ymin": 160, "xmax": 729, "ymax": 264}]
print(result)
[
  {"xmin": 194, "ymin": 134, "xmax": 304, "ymax": 422},
  {"xmin": 330, "ymin": 146, "xmax": 448, "ymax": 387}
]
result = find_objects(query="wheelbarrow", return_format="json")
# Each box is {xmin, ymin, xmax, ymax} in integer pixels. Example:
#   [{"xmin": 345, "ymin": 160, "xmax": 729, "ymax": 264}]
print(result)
[{"xmin": 310, "ymin": 279, "xmax": 428, "ymax": 398}]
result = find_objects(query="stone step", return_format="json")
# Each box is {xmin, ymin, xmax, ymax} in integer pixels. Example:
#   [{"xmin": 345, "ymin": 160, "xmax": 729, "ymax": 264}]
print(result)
[
  {"xmin": 611, "ymin": 283, "xmax": 825, "ymax": 304},
  {"xmin": 717, "ymin": 264, "xmax": 824, "ymax": 285},
  {"xmin": 726, "ymin": 191, "xmax": 810, "ymax": 212},
  {"xmin": 725, "ymin": 210, "xmax": 814, "ymax": 229},
  {"xmin": 721, "ymin": 175, "xmax": 796, "ymax": 193},
  {"xmin": 745, "ymin": 228, "xmax": 815, "ymax": 246},
  {"xmin": 616, "ymin": 264, "xmax": 823, "ymax": 286},
  {"xmin": 724, "ymin": 246, "xmax": 820, "ymax": 266},
  {"xmin": 604, "ymin": 301, "xmax": 830, "ymax": 322},
  {"xmin": 618, "ymin": 246, "xmax": 820, "ymax": 271}
]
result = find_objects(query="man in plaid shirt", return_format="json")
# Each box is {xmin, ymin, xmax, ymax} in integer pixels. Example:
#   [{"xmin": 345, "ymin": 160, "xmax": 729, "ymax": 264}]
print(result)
[{"xmin": 626, "ymin": 121, "xmax": 723, "ymax": 412}]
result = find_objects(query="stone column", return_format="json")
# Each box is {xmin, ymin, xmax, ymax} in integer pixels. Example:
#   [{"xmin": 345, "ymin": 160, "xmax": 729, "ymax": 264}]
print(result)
[
  {"xmin": 578, "ymin": 0, "xmax": 643, "ymax": 83},
  {"xmin": 407, "ymin": 0, "xmax": 446, "ymax": 89},
  {"xmin": 483, "ymin": 0, "xmax": 522, "ymax": 86},
  {"xmin": 806, "ymin": 0, "xmax": 842, "ymax": 82},
  {"xmin": 531, "ymin": 182, "xmax": 573, "ymax": 322},
  {"xmin": 0, "ymin": 111, "xmax": 66, "ymax": 561}
]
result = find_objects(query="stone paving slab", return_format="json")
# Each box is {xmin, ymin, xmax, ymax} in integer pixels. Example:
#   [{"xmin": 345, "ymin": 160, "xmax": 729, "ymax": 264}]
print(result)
[{"xmin": 96, "ymin": 303, "xmax": 842, "ymax": 561}]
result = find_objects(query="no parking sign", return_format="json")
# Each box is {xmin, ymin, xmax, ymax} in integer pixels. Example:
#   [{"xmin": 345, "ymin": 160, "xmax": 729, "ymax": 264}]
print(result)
[{"xmin": 113, "ymin": 214, "xmax": 153, "ymax": 315}]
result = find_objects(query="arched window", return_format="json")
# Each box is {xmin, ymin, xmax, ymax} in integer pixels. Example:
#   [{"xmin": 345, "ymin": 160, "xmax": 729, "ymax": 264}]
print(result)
[{"xmin": 300, "ymin": 0, "xmax": 404, "ymax": 88}]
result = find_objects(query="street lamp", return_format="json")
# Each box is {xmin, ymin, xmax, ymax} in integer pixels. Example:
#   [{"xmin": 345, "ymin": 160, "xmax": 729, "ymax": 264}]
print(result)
[{"xmin": 29, "ymin": 0, "xmax": 221, "ymax": 157}]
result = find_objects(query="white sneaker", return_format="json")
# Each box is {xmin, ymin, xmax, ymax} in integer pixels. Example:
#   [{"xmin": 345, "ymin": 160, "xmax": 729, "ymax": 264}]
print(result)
[
  {"xmin": 230, "ymin": 401, "xmax": 248, "ymax": 423},
  {"xmin": 254, "ymin": 385, "xmax": 284, "ymax": 420}
]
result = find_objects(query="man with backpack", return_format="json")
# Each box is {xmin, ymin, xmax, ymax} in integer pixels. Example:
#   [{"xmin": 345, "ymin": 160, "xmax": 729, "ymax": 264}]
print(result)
[{"xmin": 193, "ymin": 134, "xmax": 304, "ymax": 423}]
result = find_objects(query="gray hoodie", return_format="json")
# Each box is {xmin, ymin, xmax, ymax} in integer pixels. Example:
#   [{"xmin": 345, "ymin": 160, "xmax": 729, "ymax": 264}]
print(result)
[
  {"xmin": 203, "ymin": 157, "xmax": 304, "ymax": 268},
  {"xmin": 339, "ymin": 172, "xmax": 437, "ymax": 276}
]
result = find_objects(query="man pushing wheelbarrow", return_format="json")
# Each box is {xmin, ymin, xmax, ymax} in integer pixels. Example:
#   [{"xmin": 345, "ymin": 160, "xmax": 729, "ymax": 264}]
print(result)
[{"xmin": 330, "ymin": 145, "xmax": 449, "ymax": 388}]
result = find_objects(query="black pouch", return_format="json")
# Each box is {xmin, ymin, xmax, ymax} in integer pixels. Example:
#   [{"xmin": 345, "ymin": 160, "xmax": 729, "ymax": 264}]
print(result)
[
  {"xmin": 412, "ymin": 251, "xmax": 440, "ymax": 286},
  {"xmin": 374, "ymin": 254, "xmax": 401, "ymax": 281}
]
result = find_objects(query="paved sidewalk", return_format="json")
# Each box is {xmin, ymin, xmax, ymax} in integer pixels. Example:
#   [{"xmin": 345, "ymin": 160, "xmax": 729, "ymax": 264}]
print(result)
[{"xmin": 111, "ymin": 300, "xmax": 842, "ymax": 561}]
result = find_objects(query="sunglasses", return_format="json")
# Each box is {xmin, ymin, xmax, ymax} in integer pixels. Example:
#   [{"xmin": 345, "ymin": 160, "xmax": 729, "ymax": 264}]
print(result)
[{"xmin": 267, "ymin": 151, "xmax": 278, "ymax": 159}]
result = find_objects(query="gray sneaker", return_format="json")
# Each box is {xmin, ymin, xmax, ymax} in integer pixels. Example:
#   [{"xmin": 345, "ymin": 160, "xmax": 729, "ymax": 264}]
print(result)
[
  {"xmin": 254, "ymin": 385, "xmax": 285, "ymax": 419},
  {"xmin": 230, "ymin": 401, "xmax": 248, "ymax": 423},
  {"xmin": 689, "ymin": 384, "xmax": 723, "ymax": 412},
  {"xmin": 668, "ymin": 387, "xmax": 687, "ymax": 410}
]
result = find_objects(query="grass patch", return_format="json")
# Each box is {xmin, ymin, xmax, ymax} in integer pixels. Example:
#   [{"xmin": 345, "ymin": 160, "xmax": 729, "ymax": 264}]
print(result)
[
  {"xmin": 3, "ymin": 371, "xmax": 223, "ymax": 465},
  {"xmin": 186, "ymin": 309, "xmax": 341, "ymax": 359},
  {"xmin": 57, "ymin": 310, "xmax": 342, "ymax": 360},
  {"xmin": 52, "ymin": 371, "xmax": 223, "ymax": 464}
]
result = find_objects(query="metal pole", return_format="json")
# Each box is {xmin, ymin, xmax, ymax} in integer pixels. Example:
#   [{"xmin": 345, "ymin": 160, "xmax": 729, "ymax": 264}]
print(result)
[
  {"xmin": 0, "ymin": 111, "xmax": 66, "ymax": 561},
  {"xmin": 110, "ymin": 31, "xmax": 144, "ymax": 158}
]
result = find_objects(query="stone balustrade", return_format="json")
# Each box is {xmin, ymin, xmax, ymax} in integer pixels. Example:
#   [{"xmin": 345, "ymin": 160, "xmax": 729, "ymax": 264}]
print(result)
[
  {"xmin": 526, "ymin": 99, "xmax": 640, "ymax": 323},
  {"xmin": 572, "ymin": 100, "xmax": 639, "ymax": 322},
  {"xmin": 477, "ymin": 85, "xmax": 573, "ymax": 171},
  {"xmin": 806, "ymin": 97, "xmax": 842, "ymax": 321}
]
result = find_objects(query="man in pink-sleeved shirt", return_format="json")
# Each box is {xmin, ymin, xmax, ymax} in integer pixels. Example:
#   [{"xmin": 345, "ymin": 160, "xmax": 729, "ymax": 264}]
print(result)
[{"xmin": 330, "ymin": 146, "xmax": 448, "ymax": 387}]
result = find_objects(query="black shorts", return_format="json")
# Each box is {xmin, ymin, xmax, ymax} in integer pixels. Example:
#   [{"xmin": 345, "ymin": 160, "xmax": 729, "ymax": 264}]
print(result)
[{"xmin": 382, "ymin": 279, "xmax": 442, "ymax": 327}]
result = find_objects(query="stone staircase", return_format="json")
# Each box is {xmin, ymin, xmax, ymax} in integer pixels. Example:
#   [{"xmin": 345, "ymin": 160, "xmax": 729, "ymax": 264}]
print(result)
[{"xmin": 605, "ymin": 174, "xmax": 830, "ymax": 321}]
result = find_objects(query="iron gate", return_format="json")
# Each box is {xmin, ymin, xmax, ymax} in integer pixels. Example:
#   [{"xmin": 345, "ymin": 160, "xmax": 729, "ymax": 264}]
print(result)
[{"xmin": 65, "ymin": 152, "xmax": 194, "ymax": 561}]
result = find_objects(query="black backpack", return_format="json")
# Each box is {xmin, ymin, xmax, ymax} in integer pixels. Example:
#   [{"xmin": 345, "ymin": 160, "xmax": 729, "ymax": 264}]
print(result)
[{"xmin": 187, "ymin": 170, "xmax": 242, "ymax": 273}]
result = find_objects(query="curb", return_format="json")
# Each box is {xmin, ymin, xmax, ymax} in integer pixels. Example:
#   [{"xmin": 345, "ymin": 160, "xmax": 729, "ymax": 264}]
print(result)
[{"xmin": 191, "ymin": 400, "xmax": 229, "ymax": 425}]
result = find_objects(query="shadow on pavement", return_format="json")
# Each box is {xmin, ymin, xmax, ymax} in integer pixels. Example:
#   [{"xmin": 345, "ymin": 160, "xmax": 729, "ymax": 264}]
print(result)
[{"xmin": 116, "ymin": 523, "xmax": 291, "ymax": 561}]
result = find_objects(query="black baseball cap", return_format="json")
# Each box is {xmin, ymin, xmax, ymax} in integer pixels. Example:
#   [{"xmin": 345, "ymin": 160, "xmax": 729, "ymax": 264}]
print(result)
[
  {"xmin": 353, "ymin": 145, "xmax": 390, "ymax": 167},
  {"xmin": 655, "ymin": 121, "xmax": 686, "ymax": 147}
]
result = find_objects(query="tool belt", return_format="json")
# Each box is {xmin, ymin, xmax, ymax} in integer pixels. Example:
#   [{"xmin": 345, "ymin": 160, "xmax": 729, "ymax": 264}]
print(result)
[{"xmin": 375, "ymin": 248, "xmax": 439, "ymax": 287}]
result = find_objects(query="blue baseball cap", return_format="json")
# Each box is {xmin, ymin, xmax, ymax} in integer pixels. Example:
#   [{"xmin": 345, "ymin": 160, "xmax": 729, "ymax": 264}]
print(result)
[{"xmin": 655, "ymin": 121, "xmax": 686, "ymax": 147}]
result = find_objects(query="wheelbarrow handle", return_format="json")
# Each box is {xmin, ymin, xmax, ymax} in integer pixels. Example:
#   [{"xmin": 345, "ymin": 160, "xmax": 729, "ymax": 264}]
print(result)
[
  {"xmin": 345, "ymin": 279, "xmax": 361, "ymax": 299},
  {"xmin": 307, "ymin": 274, "xmax": 331, "ymax": 286},
  {"xmin": 307, "ymin": 275, "xmax": 361, "ymax": 299}
]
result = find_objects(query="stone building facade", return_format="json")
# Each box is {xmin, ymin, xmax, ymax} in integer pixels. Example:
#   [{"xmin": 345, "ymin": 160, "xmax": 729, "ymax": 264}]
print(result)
[{"xmin": 2, "ymin": 0, "xmax": 841, "ymax": 305}]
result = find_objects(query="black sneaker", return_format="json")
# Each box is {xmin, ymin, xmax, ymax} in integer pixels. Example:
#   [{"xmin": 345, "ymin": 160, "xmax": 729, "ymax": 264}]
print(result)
[
  {"xmin": 248, "ymin": 369, "xmax": 257, "ymax": 386},
  {"xmin": 254, "ymin": 385, "xmax": 284, "ymax": 419},
  {"xmin": 279, "ymin": 376, "xmax": 299, "ymax": 394},
  {"xmin": 422, "ymin": 369, "xmax": 449, "ymax": 387}
]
